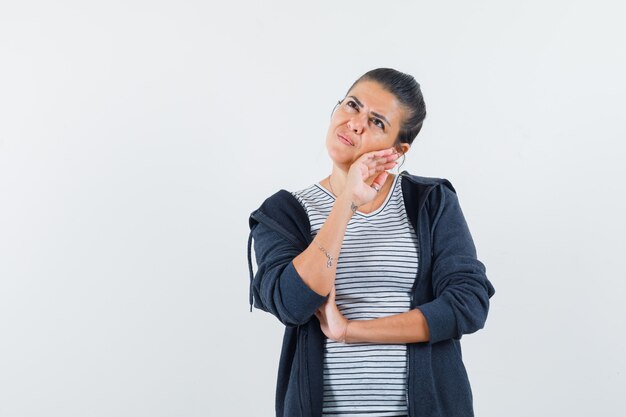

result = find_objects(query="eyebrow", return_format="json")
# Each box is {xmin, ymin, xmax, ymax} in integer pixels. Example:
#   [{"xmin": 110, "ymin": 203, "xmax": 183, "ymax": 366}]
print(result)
[{"xmin": 347, "ymin": 95, "xmax": 392, "ymax": 127}]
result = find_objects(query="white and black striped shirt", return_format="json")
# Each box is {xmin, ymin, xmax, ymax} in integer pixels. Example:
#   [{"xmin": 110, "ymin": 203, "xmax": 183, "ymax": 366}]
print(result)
[{"xmin": 291, "ymin": 173, "xmax": 418, "ymax": 417}]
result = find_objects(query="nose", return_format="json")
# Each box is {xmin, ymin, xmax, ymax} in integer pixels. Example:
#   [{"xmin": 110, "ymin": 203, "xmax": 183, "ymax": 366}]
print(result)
[{"xmin": 347, "ymin": 112, "xmax": 366, "ymax": 135}]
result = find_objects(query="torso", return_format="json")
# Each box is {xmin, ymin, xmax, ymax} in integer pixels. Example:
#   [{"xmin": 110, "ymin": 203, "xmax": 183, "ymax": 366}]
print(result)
[{"xmin": 291, "ymin": 173, "xmax": 418, "ymax": 417}]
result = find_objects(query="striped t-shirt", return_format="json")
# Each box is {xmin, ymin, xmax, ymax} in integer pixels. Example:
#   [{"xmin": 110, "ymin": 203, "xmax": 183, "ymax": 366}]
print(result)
[{"xmin": 291, "ymin": 173, "xmax": 419, "ymax": 417}]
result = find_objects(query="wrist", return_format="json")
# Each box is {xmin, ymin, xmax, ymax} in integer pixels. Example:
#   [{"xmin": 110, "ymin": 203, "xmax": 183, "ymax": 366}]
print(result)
[
  {"xmin": 340, "ymin": 320, "xmax": 351, "ymax": 344},
  {"xmin": 335, "ymin": 194, "xmax": 359, "ymax": 217}
]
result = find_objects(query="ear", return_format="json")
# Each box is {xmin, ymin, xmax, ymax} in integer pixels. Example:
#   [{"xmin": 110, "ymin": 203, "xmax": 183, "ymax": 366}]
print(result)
[{"xmin": 396, "ymin": 142, "xmax": 411, "ymax": 155}]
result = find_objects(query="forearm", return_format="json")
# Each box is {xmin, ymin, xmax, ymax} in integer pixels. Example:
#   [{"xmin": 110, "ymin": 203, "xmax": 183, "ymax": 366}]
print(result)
[
  {"xmin": 345, "ymin": 308, "xmax": 430, "ymax": 344},
  {"xmin": 292, "ymin": 194, "xmax": 355, "ymax": 296}
]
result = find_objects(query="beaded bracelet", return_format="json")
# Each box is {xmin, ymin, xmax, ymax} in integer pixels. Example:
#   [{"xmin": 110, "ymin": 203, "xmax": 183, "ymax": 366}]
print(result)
[{"xmin": 314, "ymin": 240, "xmax": 334, "ymax": 268}]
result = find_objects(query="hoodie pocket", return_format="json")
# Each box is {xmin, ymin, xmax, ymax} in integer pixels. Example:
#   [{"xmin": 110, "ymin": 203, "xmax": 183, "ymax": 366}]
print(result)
[
  {"xmin": 299, "ymin": 326, "xmax": 312, "ymax": 417},
  {"xmin": 282, "ymin": 328, "xmax": 306, "ymax": 417}
]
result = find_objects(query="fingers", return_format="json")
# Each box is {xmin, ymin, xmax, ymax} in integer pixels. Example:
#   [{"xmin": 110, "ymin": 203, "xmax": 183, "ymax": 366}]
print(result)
[
  {"xmin": 359, "ymin": 151, "xmax": 399, "ymax": 176},
  {"xmin": 367, "ymin": 147, "xmax": 398, "ymax": 159},
  {"xmin": 328, "ymin": 286, "xmax": 336, "ymax": 302},
  {"xmin": 343, "ymin": 147, "xmax": 401, "ymax": 204},
  {"xmin": 371, "ymin": 171, "xmax": 389, "ymax": 189},
  {"xmin": 363, "ymin": 158, "xmax": 398, "ymax": 177},
  {"xmin": 359, "ymin": 147, "xmax": 399, "ymax": 163},
  {"xmin": 359, "ymin": 148, "xmax": 400, "ymax": 169},
  {"xmin": 363, "ymin": 156, "xmax": 398, "ymax": 169}
]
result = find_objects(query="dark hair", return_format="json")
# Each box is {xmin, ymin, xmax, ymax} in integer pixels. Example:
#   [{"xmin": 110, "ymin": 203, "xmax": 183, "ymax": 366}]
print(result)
[{"xmin": 345, "ymin": 68, "xmax": 427, "ymax": 151}]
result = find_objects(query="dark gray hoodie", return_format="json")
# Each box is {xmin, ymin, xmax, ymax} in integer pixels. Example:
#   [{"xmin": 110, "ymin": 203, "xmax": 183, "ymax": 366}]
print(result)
[{"xmin": 247, "ymin": 171, "xmax": 495, "ymax": 417}]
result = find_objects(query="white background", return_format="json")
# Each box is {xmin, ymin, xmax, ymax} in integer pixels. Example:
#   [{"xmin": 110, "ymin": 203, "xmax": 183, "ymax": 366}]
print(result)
[{"xmin": 1, "ymin": 1, "xmax": 625, "ymax": 416}]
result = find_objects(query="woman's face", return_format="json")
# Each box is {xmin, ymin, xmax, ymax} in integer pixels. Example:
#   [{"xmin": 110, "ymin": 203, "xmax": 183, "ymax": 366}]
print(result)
[{"xmin": 325, "ymin": 80, "xmax": 409, "ymax": 169}]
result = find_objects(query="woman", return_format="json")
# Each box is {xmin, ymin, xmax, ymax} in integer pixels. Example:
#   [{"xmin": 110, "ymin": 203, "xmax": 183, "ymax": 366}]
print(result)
[{"xmin": 247, "ymin": 68, "xmax": 495, "ymax": 417}]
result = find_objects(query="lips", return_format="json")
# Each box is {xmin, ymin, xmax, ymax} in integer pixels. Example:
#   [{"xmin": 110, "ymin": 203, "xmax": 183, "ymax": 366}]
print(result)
[{"xmin": 338, "ymin": 133, "xmax": 354, "ymax": 146}]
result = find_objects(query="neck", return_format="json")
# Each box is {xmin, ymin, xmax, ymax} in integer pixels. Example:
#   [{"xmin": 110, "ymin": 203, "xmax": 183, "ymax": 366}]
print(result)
[{"xmin": 328, "ymin": 166, "xmax": 348, "ymax": 197}]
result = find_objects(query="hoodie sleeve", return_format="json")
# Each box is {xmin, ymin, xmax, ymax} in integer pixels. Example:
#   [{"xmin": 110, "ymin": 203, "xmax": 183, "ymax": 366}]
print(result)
[
  {"xmin": 250, "ymin": 221, "xmax": 328, "ymax": 327},
  {"xmin": 417, "ymin": 184, "xmax": 495, "ymax": 344}
]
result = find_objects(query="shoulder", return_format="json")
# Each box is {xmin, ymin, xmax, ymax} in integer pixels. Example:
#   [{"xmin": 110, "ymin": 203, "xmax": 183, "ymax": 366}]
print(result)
[
  {"xmin": 248, "ymin": 189, "xmax": 313, "ymax": 251},
  {"xmin": 399, "ymin": 171, "xmax": 459, "ymax": 217},
  {"xmin": 249, "ymin": 189, "xmax": 306, "ymax": 228},
  {"xmin": 399, "ymin": 170, "xmax": 456, "ymax": 193}
]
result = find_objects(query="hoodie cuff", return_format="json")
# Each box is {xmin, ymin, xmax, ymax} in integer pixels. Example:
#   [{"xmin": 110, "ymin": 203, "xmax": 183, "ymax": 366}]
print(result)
[
  {"xmin": 279, "ymin": 261, "xmax": 328, "ymax": 324},
  {"xmin": 417, "ymin": 296, "xmax": 458, "ymax": 344}
]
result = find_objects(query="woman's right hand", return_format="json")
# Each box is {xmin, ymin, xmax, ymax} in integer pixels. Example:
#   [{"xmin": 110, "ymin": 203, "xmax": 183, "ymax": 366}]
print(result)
[{"xmin": 342, "ymin": 147, "xmax": 400, "ymax": 207}]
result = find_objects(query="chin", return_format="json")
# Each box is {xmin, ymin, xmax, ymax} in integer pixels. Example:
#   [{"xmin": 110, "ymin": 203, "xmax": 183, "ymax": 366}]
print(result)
[
  {"xmin": 325, "ymin": 136, "xmax": 357, "ymax": 167},
  {"xmin": 327, "ymin": 155, "xmax": 354, "ymax": 170}
]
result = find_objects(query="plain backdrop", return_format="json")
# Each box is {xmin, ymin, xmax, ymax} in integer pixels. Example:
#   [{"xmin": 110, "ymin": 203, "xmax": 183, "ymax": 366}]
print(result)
[{"xmin": 1, "ymin": 1, "xmax": 625, "ymax": 416}]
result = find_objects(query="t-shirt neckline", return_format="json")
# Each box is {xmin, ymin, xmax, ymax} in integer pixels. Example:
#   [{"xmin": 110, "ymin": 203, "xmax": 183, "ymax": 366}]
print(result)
[{"xmin": 315, "ymin": 173, "xmax": 400, "ymax": 218}]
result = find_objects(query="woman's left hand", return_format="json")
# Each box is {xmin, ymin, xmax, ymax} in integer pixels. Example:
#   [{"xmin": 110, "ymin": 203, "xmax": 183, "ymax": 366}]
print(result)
[{"xmin": 315, "ymin": 286, "xmax": 349, "ymax": 343}]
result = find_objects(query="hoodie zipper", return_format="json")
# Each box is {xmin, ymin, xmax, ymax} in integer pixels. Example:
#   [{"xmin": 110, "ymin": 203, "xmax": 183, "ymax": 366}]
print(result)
[
  {"xmin": 406, "ymin": 186, "xmax": 425, "ymax": 417},
  {"xmin": 406, "ymin": 353, "xmax": 411, "ymax": 417},
  {"xmin": 299, "ymin": 325, "xmax": 312, "ymax": 417}
]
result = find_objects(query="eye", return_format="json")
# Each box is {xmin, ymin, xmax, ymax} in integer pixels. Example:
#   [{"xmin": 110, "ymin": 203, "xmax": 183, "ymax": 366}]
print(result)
[
  {"xmin": 346, "ymin": 100, "xmax": 358, "ymax": 110},
  {"xmin": 372, "ymin": 118, "xmax": 385, "ymax": 130}
]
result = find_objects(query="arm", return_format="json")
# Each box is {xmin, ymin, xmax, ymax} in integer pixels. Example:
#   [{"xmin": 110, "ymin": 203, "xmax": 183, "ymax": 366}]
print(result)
[
  {"xmin": 347, "ymin": 309, "xmax": 430, "ymax": 343},
  {"xmin": 315, "ymin": 287, "xmax": 430, "ymax": 343},
  {"xmin": 251, "ymin": 221, "xmax": 328, "ymax": 326},
  {"xmin": 291, "ymin": 192, "xmax": 355, "ymax": 296},
  {"xmin": 292, "ymin": 149, "xmax": 399, "ymax": 296},
  {"xmin": 417, "ymin": 184, "xmax": 495, "ymax": 344},
  {"xmin": 251, "ymin": 149, "xmax": 400, "ymax": 325},
  {"xmin": 316, "ymin": 184, "xmax": 495, "ymax": 344}
]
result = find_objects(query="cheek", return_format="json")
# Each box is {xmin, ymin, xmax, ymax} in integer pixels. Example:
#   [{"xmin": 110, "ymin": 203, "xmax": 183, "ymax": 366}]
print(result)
[
  {"xmin": 325, "ymin": 124, "xmax": 336, "ymax": 144},
  {"xmin": 325, "ymin": 116, "xmax": 344, "ymax": 140}
]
